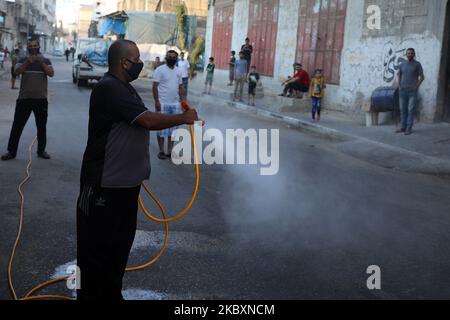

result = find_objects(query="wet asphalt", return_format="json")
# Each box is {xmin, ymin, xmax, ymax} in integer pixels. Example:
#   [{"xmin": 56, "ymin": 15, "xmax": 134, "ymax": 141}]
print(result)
[{"xmin": 0, "ymin": 57, "xmax": 450, "ymax": 300}]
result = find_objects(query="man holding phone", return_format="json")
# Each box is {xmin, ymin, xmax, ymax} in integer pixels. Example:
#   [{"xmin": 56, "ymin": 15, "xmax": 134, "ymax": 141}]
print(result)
[{"xmin": 1, "ymin": 39, "xmax": 54, "ymax": 161}]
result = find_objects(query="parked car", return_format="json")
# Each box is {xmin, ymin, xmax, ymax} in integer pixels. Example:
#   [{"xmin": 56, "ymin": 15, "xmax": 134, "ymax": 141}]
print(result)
[{"xmin": 72, "ymin": 38, "xmax": 111, "ymax": 87}]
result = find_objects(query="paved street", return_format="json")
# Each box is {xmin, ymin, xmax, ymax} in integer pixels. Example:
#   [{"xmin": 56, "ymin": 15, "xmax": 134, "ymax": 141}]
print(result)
[{"xmin": 1, "ymin": 57, "xmax": 450, "ymax": 300}]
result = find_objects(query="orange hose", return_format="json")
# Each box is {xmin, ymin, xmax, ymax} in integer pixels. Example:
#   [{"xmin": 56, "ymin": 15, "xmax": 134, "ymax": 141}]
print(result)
[{"xmin": 10, "ymin": 124, "xmax": 200, "ymax": 301}]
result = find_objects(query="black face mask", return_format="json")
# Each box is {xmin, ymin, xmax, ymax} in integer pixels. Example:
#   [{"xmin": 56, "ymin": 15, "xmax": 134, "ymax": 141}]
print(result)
[
  {"xmin": 166, "ymin": 57, "xmax": 177, "ymax": 67},
  {"xmin": 28, "ymin": 47, "xmax": 40, "ymax": 55},
  {"xmin": 125, "ymin": 59, "xmax": 144, "ymax": 82}
]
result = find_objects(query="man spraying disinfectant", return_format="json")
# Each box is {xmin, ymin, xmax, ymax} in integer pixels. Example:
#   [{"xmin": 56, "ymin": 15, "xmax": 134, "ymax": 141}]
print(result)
[{"xmin": 77, "ymin": 40, "xmax": 198, "ymax": 301}]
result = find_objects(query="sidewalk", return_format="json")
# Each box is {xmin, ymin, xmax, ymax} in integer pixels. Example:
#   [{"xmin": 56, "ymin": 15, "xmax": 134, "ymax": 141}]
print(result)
[{"xmin": 140, "ymin": 72, "xmax": 450, "ymax": 178}]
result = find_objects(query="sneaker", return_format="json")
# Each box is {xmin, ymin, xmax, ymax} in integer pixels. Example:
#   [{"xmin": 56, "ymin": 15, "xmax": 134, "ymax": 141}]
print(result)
[
  {"xmin": 38, "ymin": 151, "xmax": 51, "ymax": 160},
  {"xmin": 396, "ymin": 128, "xmax": 406, "ymax": 133},
  {"xmin": 1, "ymin": 152, "xmax": 16, "ymax": 161}
]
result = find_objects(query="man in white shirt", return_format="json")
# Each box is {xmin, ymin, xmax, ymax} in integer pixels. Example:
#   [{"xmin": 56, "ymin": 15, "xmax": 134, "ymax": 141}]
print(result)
[
  {"xmin": 178, "ymin": 51, "xmax": 191, "ymax": 99},
  {"xmin": 153, "ymin": 50, "xmax": 185, "ymax": 160}
]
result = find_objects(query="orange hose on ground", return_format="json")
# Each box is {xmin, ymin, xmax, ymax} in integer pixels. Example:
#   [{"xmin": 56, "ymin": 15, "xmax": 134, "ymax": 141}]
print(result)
[{"xmin": 9, "ymin": 124, "xmax": 200, "ymax": 300}]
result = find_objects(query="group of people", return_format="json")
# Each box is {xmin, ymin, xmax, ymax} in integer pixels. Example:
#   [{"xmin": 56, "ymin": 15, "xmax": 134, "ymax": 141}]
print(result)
[
  {"xmin": 280, "ymin": 63, "xmax": 326, "ymax": 122},
  {"xmin": 65, "ymin": 47, "xmax": 76, "ymax": 62},
  {"xmin": 201, "ymin": 37, "xmax": 260, "ymax": 105}
]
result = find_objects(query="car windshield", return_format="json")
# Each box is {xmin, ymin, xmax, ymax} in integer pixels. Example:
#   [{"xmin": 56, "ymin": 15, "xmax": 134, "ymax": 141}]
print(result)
[{"xmin": 78, "ymin": 39, "xmax": 111, "ymax": 66}]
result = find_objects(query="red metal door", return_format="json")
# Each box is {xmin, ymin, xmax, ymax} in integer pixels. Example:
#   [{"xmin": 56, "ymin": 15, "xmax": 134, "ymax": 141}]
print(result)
[
  {"xmin": 297, "ymin": 0, "xmax": 347, "ymax": 84},
  {"xmin": 212, "ymin": 2, "xmax": 234, "ymax": 69},
  {"xmin": 247, "ymin": 0, "xmax": 279, "ymax": 76}
]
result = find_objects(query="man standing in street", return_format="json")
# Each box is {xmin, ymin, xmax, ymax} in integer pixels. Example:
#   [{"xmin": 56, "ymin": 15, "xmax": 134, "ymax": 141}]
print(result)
[
  {"xmin": 241, "ymin": 37, "xmax": 253, "ymax": 73},
  {"xmin": 233, "ymin": 51, "xmax": 248, "ymax": 102},
  {"xmin": 396, "ymin": 48, "xmax": 424, "ymax": 135},
  {"xmin": 153, "ymin": 50, "xmax": 185, "ymax": 160},
  {"xmin": 1, "ymin": 39, "xmax": 54, "ymax": 161},
  {"xmin": 178, "ymin": 51, "xmax": 191, "ymax": 100},
  {"xmin": 65, "ymin": 48, "xmax": 70, "ymax": 62},
  {"xmin": 77, "ymin": 40, "xmax": 197, "ymax": 300}
]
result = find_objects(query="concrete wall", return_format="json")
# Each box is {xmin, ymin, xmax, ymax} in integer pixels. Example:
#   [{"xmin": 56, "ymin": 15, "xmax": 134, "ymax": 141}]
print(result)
[
  {"xmin": 230, "ymin": 0, "xmax": 249, "ymax": 53},
  {"xmin": 328, "ymin": 0, "xmax": 447, "ymax": 122},
  {"xmin": 204, "ymin": 2, "xmax": 214, "ymax": 66},
  {"xmin": 273, "ymin": 0, "xmax": 300, "ymax": 82}
]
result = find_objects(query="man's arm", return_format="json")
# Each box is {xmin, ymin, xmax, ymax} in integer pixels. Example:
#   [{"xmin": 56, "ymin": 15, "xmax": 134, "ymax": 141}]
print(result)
[
  {"xmin": 14, "ymin": 58, "xmax": 31, "ymax": 76},
  {"xmin": 416, "ymin": 74, "xmax": 425, "ymax": 90},
  {"xmin": 152, "ymin": 82, "xmax": 161, "ymax": 112},
  {"xmin": 40, "ymin": 58, "xmax": 54, "ymax": 77},
  {"xmin": 396, "ymin": 67, "xmax": 402, "ymax": 89},
  {"xmin": 416, "ymin": 66, "xmax": 425, "ymax": 90},
  {"xmin": 135, "ymin": 109, "xmax": 198, "ymax": 131}
]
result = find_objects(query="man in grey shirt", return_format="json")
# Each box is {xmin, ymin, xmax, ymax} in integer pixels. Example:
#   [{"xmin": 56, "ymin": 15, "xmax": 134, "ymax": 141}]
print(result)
[
  {"xmin": 233, "ymin": 51, "xmax": 248, "ymax": 102},
  {"xmin": 397, "ymin": 48, "xmax": 425, "ymax": 135}
]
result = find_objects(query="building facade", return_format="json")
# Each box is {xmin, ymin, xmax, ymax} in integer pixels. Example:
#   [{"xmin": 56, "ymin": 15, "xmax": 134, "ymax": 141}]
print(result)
[
  {"xmin": 77, "ymin": 4, "xmax": 95, "ymax": 39},
  {"xmin": 205, "ymin": 0, "xmax": 450, "ymax": 123},
  {"xmin": 117, "ymin": 0, "xmax": 208, "ymax": 17},
  {"xmin": 0, "ymin": 0, "xmax": 56, "ymax": 53}
]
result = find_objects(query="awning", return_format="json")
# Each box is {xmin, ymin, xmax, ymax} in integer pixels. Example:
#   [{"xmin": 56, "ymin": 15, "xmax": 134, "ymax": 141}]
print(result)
[
  {"xmin": 98, "ymin": 17, "xmax": 127, "ymax": 36},
  {"xmin": 98, "ymin": 11, "xmax": 128, "ymax": 36}
]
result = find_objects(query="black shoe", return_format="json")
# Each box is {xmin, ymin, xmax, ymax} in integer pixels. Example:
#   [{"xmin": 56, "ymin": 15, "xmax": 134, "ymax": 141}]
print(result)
[
  {"xmin": 158, "ymin": 152, "xmax": 168, "ymax": 160},
  {"xmin": 38, "ymin": 151, "xmax": 51, "ymax": 160},
  {"xmin": 404, "ymin": 129, "xmax": 413, "ymax": 136},
  {"xmin": 1, "ymin": 152, "xmax": 16, "ymax": 161}
]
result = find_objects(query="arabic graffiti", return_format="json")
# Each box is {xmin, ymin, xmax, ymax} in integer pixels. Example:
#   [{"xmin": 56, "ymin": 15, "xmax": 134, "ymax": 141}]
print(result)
[{"xmin": 382, "ymin": 39, "xmax": 419, "ymax": 83}]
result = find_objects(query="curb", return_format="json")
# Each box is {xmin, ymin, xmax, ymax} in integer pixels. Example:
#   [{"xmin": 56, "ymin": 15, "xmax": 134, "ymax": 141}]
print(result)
[{"xmin": 187, "ymin": 88, "xmax": 450, "ymax": 178}]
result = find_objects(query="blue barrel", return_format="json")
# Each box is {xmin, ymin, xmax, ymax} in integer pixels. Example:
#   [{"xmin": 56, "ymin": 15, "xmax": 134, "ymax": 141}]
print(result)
[{"xmin": 371, "ymin": 87, "xmax": 399, "ymax": 112}]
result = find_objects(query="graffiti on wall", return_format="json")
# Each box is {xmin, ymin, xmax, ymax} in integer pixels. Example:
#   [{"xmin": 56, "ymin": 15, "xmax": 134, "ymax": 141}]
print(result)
[{"xmin": 382, "ymin": 39, "xmax": 419, "ymax": 83}]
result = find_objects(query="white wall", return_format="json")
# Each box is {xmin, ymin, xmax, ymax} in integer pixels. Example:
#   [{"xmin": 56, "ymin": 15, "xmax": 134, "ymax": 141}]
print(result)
[
  {"xmin": 273, "ymin": 0, "xmax": 300, "ymax": 82},
  {"xmin": 204, "ymin": 2, "xmax": 214, "ymax": 70},
  {"xmin": 328, "ymin": 0, "xmax": 443, "ymax": 122},
  {"xmin": 231, "ymin": 0, "xmax": 249, "ymax": 53}
]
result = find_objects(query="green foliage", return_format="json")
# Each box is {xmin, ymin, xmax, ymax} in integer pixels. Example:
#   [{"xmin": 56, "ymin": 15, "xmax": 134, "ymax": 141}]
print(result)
[{"xmin": 176, "ymin": 4, "xmax": 186, "ymax": 51}]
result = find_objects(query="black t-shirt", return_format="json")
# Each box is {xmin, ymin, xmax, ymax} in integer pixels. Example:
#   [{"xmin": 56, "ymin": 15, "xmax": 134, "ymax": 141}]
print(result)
[
  {"xmin": 241, "ymin": 44, "xmax": 253, "ymax": 61},
  {"xmin": 229, "ymin": 56, "xmax": 236, "ymax": 68},
  {"xmin": 80, "ymin": 73, "xmax": 150, "ymax": 188}
]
